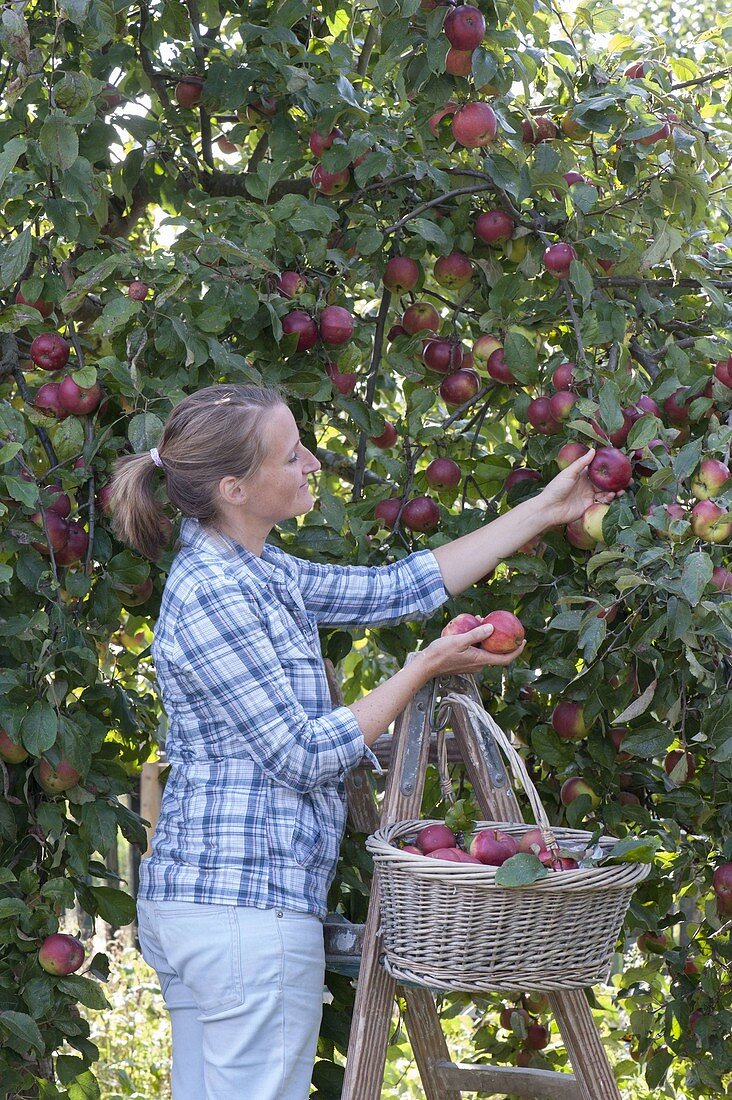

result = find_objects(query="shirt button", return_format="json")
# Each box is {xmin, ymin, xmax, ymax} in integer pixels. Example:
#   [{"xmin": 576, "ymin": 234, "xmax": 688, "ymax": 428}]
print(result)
[{"xmin": 276, "ymin": 909, "xmax": 283, "ymax": 918}]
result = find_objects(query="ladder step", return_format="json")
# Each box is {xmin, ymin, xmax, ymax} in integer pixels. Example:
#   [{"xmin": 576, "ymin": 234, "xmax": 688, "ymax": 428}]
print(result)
[
  {"xmin": 433, "ymin": 1064, "xmax": 576, "ymax": 1100},
  {"xmin": 435, "ymin": 1061, "xmax": 581, "ymax": 1099}
]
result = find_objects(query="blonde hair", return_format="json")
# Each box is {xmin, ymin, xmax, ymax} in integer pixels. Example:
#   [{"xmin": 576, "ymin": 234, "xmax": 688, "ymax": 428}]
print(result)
[{"xmin": 109, "ymin": 384, "xmax": 286, "ymax": 560}]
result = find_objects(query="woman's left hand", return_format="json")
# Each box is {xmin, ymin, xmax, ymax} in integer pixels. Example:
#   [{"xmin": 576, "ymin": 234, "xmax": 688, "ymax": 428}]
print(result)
[{"xmin": 539, "ymin": 448, "xmax": 620, "ymax": 526}]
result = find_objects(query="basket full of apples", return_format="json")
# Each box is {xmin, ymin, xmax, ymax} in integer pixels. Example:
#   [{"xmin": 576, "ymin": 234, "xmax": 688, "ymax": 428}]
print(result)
[{"xmin": 366, "ymin": 681, "xmax": 653, "ymax": 993}]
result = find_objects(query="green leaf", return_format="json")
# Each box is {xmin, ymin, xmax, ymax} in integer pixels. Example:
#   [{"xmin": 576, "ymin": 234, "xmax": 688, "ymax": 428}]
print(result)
[
  {"xmin": 49, "ymin": 415, "xmax": 85, "ymax": 463},
  {"xmin": 60, "ymin": 0, "xmax": 92, "ymax": 25},
  {"xmin": 627, "ymin": 416, "xmax": 661, "ymax": 451},
  {"xmin": 605, "ymin": 835, "xmax": 660, "ymax": 864},
  {"xmin": 569, "ymin": 260, "xmax": 594, "ymax": 308},
  {"xmin": 681, "ymin": 551, "xmax": 713, "ymax": 607},
  {"xmin": 0, "ymin": 137, "xmax": 27, "ymax": 189},
  {"xmin": 495, "ymin": 853, "xmax": 549, "ymax": 887},
  {"xmin": 0, "ymin": 898, "xmax": 28, "ymax": 920},
  {"xmin": 20, "ymin": 702, "xmax": 58, "ymax": 755},
  {"xmin": 613, "ymin": 679, "xmax": 657, "ymax": 724},
  {"xmin": 127, "ymin": 413, "xmax": 164, "ymax": 452},
  {"xmin": 409, "ymin": 217, "xmax": 448, "ymax": 248},
  {"xmin": 67, "ymin": 1070, "xmax": 102, "ymax": 1100},
  {"xmin": 39, "ymin": 114, "xmax": 79, "ymax": 171},
  {"xmin": 89, "ymin": 886, "xmax": 136, "ymax": 926},
  {"xmin": 1, "ymin": 228, "xmax": 32, "ymax": 287},
  {"xmin": 621, "ymin": 725, "xmax": 673, "ymax": 758},
  {"xmin": 0, "ymin": 1010, "xmax": 44, "ymax": 1053},
  {"xmin": 57, "ymin": 975, "xmax": 110, "ymax": 1011}
]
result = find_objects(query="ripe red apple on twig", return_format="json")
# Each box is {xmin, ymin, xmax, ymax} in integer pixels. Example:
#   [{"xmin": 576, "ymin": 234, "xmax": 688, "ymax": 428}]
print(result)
[
  {"xmin": 425, "ymin": 457, "xmax": 461, "ymax": 489},
  {"xmin": 38, "ymin": 933, "xmax": 85, "ymax": 975},
  {"xmin": 401, "ymin": 496, "xmax": 440, "ymax": 533},
  {"xmin": 560, "ymin": 776, "xmax": 600, "ymax": 809},
  {"xmin": 439, "ymin": 368, "xmax": 480, "ymax": 406},
  {"xmin": 30, "ymin": 333, "xmax": 71, "ymax": 372},
  {"xmin": 542, "ymin": 242, "xmax": 578, "ymax": 278},
  {"xmin": 383, "ymin": 255, "xmax": 420, "ymax": 294},
  {"xmin": 552, "ymin": 701, "xmax": 589, "ymax": 740},
  {"xmin": 311, "ymin": 164, "xmax": 350, "ymax": 194},
  {"xmin": 175, "ymin": 76, "xmax": 204, "ymax": 108},
  {"xmin": 690, "ymin": 500, "xmax": 732, "ymax": 543},
  {"xmin": 475, "ymin": 210, "xmax": 514, "ymax": 244},
  {"xmin": 451, "ymin": 101, "xmax": 498, "ymax": 148},
  {"xmin": 281, "ymin": 310, "xmax": 318, "ymax": 352},
  {"xmin": 370, "ymin": 422, "xmax": 398, "ymax": 449},
  {"xmin": 319, "ymin": 305, "xmax": 354, "ymax": 347},
  {"xmin": 434, "ymin": 252, "xmax": 474, "ymax": 289},
  {"xmin": 423, "ymin": 337, "xmax": 464, "ymax": 374},
  {"xmin": 0, "ymin": 728, "xmax": 28, "ymax": 763},
  {"xmin": 402, "ymin": 302, "xmax": 440, "ymax": 335},
  {"xmin": 443, "ymin": 5, "xmax": 485, "ymax": 49}
]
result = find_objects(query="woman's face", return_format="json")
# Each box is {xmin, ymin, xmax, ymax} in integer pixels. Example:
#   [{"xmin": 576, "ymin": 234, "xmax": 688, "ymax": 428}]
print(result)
[{"xmin": 238, "ymin": 403, "xmax": 322, "ymax": 525}]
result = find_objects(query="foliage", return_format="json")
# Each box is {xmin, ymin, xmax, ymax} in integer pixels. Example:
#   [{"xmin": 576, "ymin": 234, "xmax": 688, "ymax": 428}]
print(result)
[{"xmin": 0, "ymin": 0, "xmax": 731, "ymax": 1097}]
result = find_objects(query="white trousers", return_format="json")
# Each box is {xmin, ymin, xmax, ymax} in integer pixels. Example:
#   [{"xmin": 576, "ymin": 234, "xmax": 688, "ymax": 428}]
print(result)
[{"xmin": 137, "ymin": 898, "xmax": 325, "ymax": 1100}]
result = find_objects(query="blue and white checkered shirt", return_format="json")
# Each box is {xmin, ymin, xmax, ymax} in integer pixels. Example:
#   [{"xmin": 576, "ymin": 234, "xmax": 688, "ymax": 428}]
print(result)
[{"xmin": 138, "ymin": 518, "xmax": 449, "ymax": 918}]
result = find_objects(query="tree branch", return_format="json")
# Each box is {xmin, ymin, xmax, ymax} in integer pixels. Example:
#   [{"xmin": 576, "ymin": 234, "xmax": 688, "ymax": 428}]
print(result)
[
  {"xmin": 382, "ymin": 184, "xmax": 497, "ymax": 235},
  {"xmin": 352, "ymin": 289, "xmax": 391, "ymax": 502},
  {"xmin": 671, "ymin": 66, "xmax": 732, "ymax": 90},
  {"xmin": 357, "ymin": 19, "xmax": 379, "ymax": 78},
  {"xmin": 599, "ymin": 276, "xmax": 732, "ymax": 290},
  {"xmin": 138, "ymin": 2, "xmax": 172, "ymax": 109},
  {"xmin": 316, "ymin": 447, "xmax": 386, "ymax": 486}
]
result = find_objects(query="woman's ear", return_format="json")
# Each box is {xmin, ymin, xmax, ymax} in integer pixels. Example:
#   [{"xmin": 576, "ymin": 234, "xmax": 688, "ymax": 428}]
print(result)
[{"xmin": 218, "ymin": 474, "xmax": 247, "ymax": 506}]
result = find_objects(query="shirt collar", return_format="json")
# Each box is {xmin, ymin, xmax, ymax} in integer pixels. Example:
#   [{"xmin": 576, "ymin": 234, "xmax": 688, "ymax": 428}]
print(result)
[{"xmin": 179, "ymin": 517, "xmax": 281, "ymax": 582}]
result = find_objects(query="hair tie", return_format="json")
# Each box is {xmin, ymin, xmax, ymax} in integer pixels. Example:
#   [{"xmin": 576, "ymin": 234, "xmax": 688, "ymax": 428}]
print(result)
[{"xmin": 149, "ymin": 447, "xmax": 163, "ymax": 469}]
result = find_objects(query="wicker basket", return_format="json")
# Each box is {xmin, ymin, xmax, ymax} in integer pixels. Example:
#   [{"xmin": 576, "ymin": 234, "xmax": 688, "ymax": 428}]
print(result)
[{"xmin": 365, "ymin": 692, "xmax": 652, "ymax": 992}]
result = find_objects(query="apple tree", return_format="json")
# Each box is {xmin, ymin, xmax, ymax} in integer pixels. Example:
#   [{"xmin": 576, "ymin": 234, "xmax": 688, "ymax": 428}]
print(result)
[{"xmin": 0, "ymin": 0, "xmax": 730, "ymax": 1097}]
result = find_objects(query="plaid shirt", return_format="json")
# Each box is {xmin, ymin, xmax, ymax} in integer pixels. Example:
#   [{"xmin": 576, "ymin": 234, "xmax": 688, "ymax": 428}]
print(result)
[{"xmin": 139, "ymin": 518, "xmax": 449, "ymax": 918}]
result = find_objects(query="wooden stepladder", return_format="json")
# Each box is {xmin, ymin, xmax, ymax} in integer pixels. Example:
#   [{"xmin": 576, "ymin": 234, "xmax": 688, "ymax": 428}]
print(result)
[{"xmin": 332, "ymin": 666, "xmax": 622, "ymax": 1100}]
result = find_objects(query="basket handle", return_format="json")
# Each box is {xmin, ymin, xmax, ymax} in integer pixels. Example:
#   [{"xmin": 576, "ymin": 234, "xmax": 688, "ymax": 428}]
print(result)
[{"xmin": 439, "ymin": 691, "xmax": 561, "ymax": 855}]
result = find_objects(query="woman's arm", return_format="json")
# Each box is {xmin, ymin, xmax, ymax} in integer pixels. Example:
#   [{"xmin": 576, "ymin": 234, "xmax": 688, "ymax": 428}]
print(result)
[{"xmin": 432, "ymin": 448, "xmax": 618, "ymax": 596}]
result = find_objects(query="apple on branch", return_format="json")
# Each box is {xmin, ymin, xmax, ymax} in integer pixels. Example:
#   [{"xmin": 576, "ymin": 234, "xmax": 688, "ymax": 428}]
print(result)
[{"xmin": 383, "ymin": 255, "xmax": 420, "ymax": 294}]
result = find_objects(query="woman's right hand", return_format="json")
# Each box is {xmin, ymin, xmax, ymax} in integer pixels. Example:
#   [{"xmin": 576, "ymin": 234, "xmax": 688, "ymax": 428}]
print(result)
[{"xmin": 420, "ymin": 620, "xmax": 526, "ymax": 678}]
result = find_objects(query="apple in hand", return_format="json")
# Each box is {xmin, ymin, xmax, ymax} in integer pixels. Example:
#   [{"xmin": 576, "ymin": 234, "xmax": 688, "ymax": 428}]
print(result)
[
  {"xmin": 38, "ymin": 933, "xmax": 85, "ymax": 975},
  {"xmin": 588, "ymin": 447, "xmax": 632, "ymax": 491},
  {"xmin": 480, "ymin": 610, "xmax": 525, "ymax": 654}
]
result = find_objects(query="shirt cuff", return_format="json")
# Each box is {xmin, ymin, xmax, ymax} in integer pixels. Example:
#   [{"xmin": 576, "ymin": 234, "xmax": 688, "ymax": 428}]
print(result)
[{"xmin": 328, "ymin": 704, "xmax": 372, "ymax": 776}]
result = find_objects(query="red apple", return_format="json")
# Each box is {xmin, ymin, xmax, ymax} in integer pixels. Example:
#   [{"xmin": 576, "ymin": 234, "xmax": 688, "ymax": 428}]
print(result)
[
  {"xmin": 664, "ymin": 750, "xmax": 695, "ymax": 784},
  {"xmin": 527, "ymin": 396, "xmax": 560, "ymax": 435},
  {"xmin": 539, "ymin": 851, "xmax": 580, "ymax": 870},
  {"xmin": 522, "ymin": 115, "xmax": 558, "ymax": 143},
  {"xmin": 34, "ymin": 382, "xmax": 68, "ymax": 419},
  {"xmin": 281, "ymin": 311, "xmax": 318, "ymax": 352},
  {"xmin": 636, "ymin": 931, "xmax": 668, "ymax": 954},
  {"xmin": 439, "ymin": 368, "xmax": 480, "ymax": 406},
  {"xmin": 115, "ymin": 578, "xmax": 153, "ymax": 607},
  {"xmin": 216, "ymin": 135, "xmax": 237, "ymax": 154},
  {"xmin": 383, "ymin": 255, "xmax": 420, "ymax": 294},
  {"xmin": 428, "ymin": 101, "xmax": 459, "ymax": 138},
  {"xmin": 401, "ymin": 496, "xmax": 440, "ymax": 533},
  {"xmin": 551, "ymin": 361, "xmax": 577, "ymax": 390},
  {"xmin": 444, "ymin": 4, "xmax": 485, "ymax": 49},
  {"xmin": 428, "ymin": 847, "xmax": 483, "ymax": 863},
  {"xmin": 277, "ymin": 271, "xmax": 308, "ymax": 298},
  {"xmin": 472, "ymin": 334, "xmax": 502, "ymax": 368},
  {"xmin": 445, "ymin": 48, "xmax": 474, "ymax": 77},
  {"xmin": 633, "ymin": 438, "xmax": 669, "ymax": 477},
  {"xmin": 486, "ymin": 348, "xmax": 516, "ymax": 385},
  {"xmin": 31, "ymin": 510, "xmax": 70, "ymax": 555},
  {"xmin": 549, "ymin": 390, "xmax": 578, "ymax": 422},
  {"xmin": 566, "ymin": 517, "xmax": 596, "ymax": 549},
  {"xmin": 441, "ymin": 612, "xmax": 481, "ymax": 638},
  {"xmin": 475, "ymin": 210, "xmax": 514, "ymax": 244},
  {"xmin": 690, "ymin": 500, "xmax": 732, "ymax": 543},
  {"xmin": 714, "ymin": 358, "xmax": 732, "ymax": 388},
  {"xmin": 505, "ymin": 468, "xmax": 542, "ymax": 491},
  {"xmin": 425, "ymin": 457, "xmax": 461, "ymax": 489},
  {"xmin": 500, "ymin": 1006, "xmax": 531, "ymax": 1030},
  {"xmin": 712, "ymin": 863, "xmax": 732, "ymax": 916},
  {"xmin": 325, "ymin": 361, "xmax": 356, "ymax": 396},
  {"xmin": 374, "ymin": 499, "xmax": 402, "ymax": 528},
  {"xmin": 400, "ymin": 843, "xmax": 422, "ymax": 855},
  {"xmin": 16, "ymin": 290, "xmax": 53, "ymax": 317},
  {"xmin": 311, "ymin": 164, "xmax": 350, "ymax": 194},
  {"xmin": 309, "ymin": 127, "xmax": 344, "ymax": 157},
  {"xmin": 470, "ymin": 827, "xmax": 519, "ymax": 865},
  {"xmin": 609, "ymin": 728, "xmax": 630, "ymax": 762},
  {"xmin": 0, "ymin": 728, "xmax": 28, "ymax": 764},
  {"xmin": 54, "ymin": 521, "xmax": 89, "ymax": 565},
  {"xmin": 319, "ymin": 305, "xmax": 354, "ymax": 346},
  {"xmin": 417, "ymin": 823, "xmax": 457, "ymax": 854},
  {"xmin": 663, "ymin": 387, "xmax": 691, "ymax": 425},
  {"xmin": 561, "ymin": 112, "xmax": 588, "ymax": 140},
  {"xmin": 525, "ymin": 1024, "xmax": 549, "ymax": 1050},
  {"xmin": 588, "ymin": 447, "xmax": 632, "ymax": 491},
  {"xmin": 560, "ymin": 776, "xmax": 600, "ymax": 809},
  {"xmin": 46, "ymin": 484, "xmax": 71, "ymax": 518},
  {"xmin": 37, "ymin": 756, "xmax": 80, "ymax": 793},
  {"xmin": 517, "ymin": 828, "xmax": 546, "ymax": 854},
  {"xmin": 423, "ymin": 337, "xmax": 464, "ymax": 374},
  {"xmin": 711, "ymin": 566, "xmax": 732, "ymax": 592},
  {"xmin": 175, "ymin": 76, "xmax": 204, "ymax": 108},
  {"xmin": 451, "ymin": 101, "xmax": 498, "ymax": 148},
  {"xmin": 580, "ymin": 502, "xmax": 610, "ymax": 543},
  {"xmin": 635, "ymin": 395, "xmax": 661, "ymax": 417},
  {"xmin": 58, "ymin": 377, "xmax": 103, "ymax": 416},
  {"xmin": 542, "ymin": 243, "xmax": 577, "ymax": 278},
  {"xmin": 552, "ymin": 701, "xmax": 589, "ymax": 740},
  {"xmin": 370, "ymin": 423, "xmax": 398, "ymax": 449},
  {"xmin": 691, "ymin": 458, "xmax": 730, "ymax": 500},
  {"xmin": 30, "ymin": 333, "xmax": 70, "ymax": 372},
  {"xmin": 557, "ymin": 442, "xmax": 589, "ymax": 469},
  {"xmin": 38, "ymin": 933, "xmax": 85, "ymax": 975},
  {"xmin": 387, "ymin": 324, "xmax": 406, "ymax": 342},
  {"xmin": 480, "ymin": 610, "xmax": 524, "ymax": 654},
  {"xmin": 625, "ymin": 61, "xmax": 647, "ymax": 78},
  {"xmin": 434, "ymin": 252, "xmax": 474, "ymax": 290},
  {"xmin": 402, "ymin": 302, "xmax": 440, "ymax": 335},
  {"xmin": 128, "ymin": 280, "xmax": 149, "ymax": 300},
  {"xmin": 635, "ymin": 121, "xmax": 671, "ymax": 146}
]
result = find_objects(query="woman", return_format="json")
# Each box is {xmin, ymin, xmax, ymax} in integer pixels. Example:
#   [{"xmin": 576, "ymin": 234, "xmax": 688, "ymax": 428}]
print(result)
[{"xmin": 109, "ymin": 383, "xmax": 612, "ymax": 1100}]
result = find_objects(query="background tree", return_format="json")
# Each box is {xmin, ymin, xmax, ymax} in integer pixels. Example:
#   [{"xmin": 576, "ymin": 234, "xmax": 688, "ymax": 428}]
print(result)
[{"xmin": 0, "ymin": 1, "xmax": 730, "ymax": 1097}]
